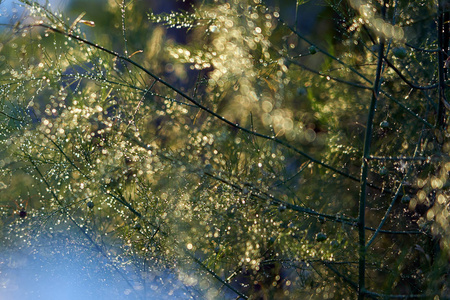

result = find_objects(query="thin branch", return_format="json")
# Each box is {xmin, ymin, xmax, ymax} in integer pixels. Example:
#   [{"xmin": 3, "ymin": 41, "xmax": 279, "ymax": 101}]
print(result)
[
  {"xmin": 34, "ymin": 23, "xmax": 365, "ymax": 187},
  {"xmin": 288, "ymin": 59, "xmax": 371, "ymax": 90},
  {"xmin": 204, "ymin": 170, "xmax": 423, "ymax": 235},
  {"xmin": 365, "ymin": 172, "xmax": 409, "ymax": 249},
  {"xmin": 358, "ymin": 5, "xmax": 386, "ymax": 296},
  {"xmin": 46, "ymin": 133, "xmax": 85, "ymax": 176},
  {"xmin": 379, "ymin": 90, "xmax": 434, "ymax": 128},
  {"xmin": 271, "ymin": 160, "xmax": 311, "ymax": 187},
  {"xmin": 278, "ymin": 20, "xmax": 373, "ymax": 85},
  {"xmin": 125, "ymin": 130, "xmax": 423, "ymax": 234},
  {"xmin": 25, "ymin": 152, "xmax": 143, "ymax": 300},
  {"xmin": 364, "ymin": 289, "xmax": 449, "ymax": 299},
  {"xmin": 186, "ymin": 252, "xmax": 249, "ymax": 299},
  {"xmin": 320, "ymin": 261, "xmax": 366, "ymax": 297},
  {"xmin": 405, "ymin": 43, "xmax": 439, "ymax": 53},
  {"xmin": 383, "ymin": 57, "xmax": 438, "ymax": 90},
  {"xmin": 0, "ymin": 110, "xmax": 23, "ymax": 121},
  {"xmin": 437, "ymin": 1, "xmax": 448, "ymax": 128},
  {"xmin": 60, "ymin": 73, "xmax": 197, "ymax": 107},
  {"xmin": 368, "ymin": 155, "xmax": 441, "ymax": 161},
  {"xmin": 272, "ymin": 7, "xmax": 438, "ymax": 126},
  {"xmin": 31, "ymin": 124, "xmax": 245, "ymax": 298}
]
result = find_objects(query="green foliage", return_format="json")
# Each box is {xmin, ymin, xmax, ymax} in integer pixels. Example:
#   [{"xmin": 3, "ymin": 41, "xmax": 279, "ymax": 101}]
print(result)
[{"xmin": 0, "ymin": 0, "xmax": 449, "ymax": 299}]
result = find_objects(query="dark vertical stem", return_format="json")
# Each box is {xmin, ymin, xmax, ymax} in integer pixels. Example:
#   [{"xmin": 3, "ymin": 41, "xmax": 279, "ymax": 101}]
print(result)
[
  {"xmin": 358, "ymin": 3, "xmax": 386, "ymax": 299},
  {"xmin": 437, "ymin": 0, "xmax": 449, "ymax": 129}
]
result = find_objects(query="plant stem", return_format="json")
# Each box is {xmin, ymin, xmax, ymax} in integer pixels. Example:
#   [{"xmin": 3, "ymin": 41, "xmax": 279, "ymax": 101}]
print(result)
[
  {"xmin": 437, "ymin": 0, "xmax": 449, "ymax": 128},
  {"xmin": 358, "ymin": 14, "xmax": 386, "ymax": 300}
]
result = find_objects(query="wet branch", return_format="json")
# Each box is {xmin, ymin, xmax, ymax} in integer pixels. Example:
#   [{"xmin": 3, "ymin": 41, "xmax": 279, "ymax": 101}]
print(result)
[{"xmin": 358, "ymin": 7, "xmax": 386, "ymax": 297}]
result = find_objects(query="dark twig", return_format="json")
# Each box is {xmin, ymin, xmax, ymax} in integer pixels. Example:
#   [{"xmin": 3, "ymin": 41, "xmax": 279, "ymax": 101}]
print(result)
[
  {"xmin": 383, "ymin": 57, "xmax": 438, "ymax": 90},
  {"xmin": 358, "ymin": 2, "xmax": 386, "ymax": 296},
  {"xmin": 204, "ymin": 171, "xmax": 423, "ymax": 235},
  {"xmin": 405, "ymin": 43, "xmax": 439, "ymax": 53},
  {"xmin": 25, "ymin": 152, "xmax": 143, "ymax": 300},
  {"xmin": 288, "ymin": 59, "xmax": 371, "ymax": 90},
  {"xmin": 437, "ymin": 1, "xmax": 449, "ymax": 128},
  {"xmin": 34, "ymin": 23, "xmax": 367, "ymax": 188}
]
